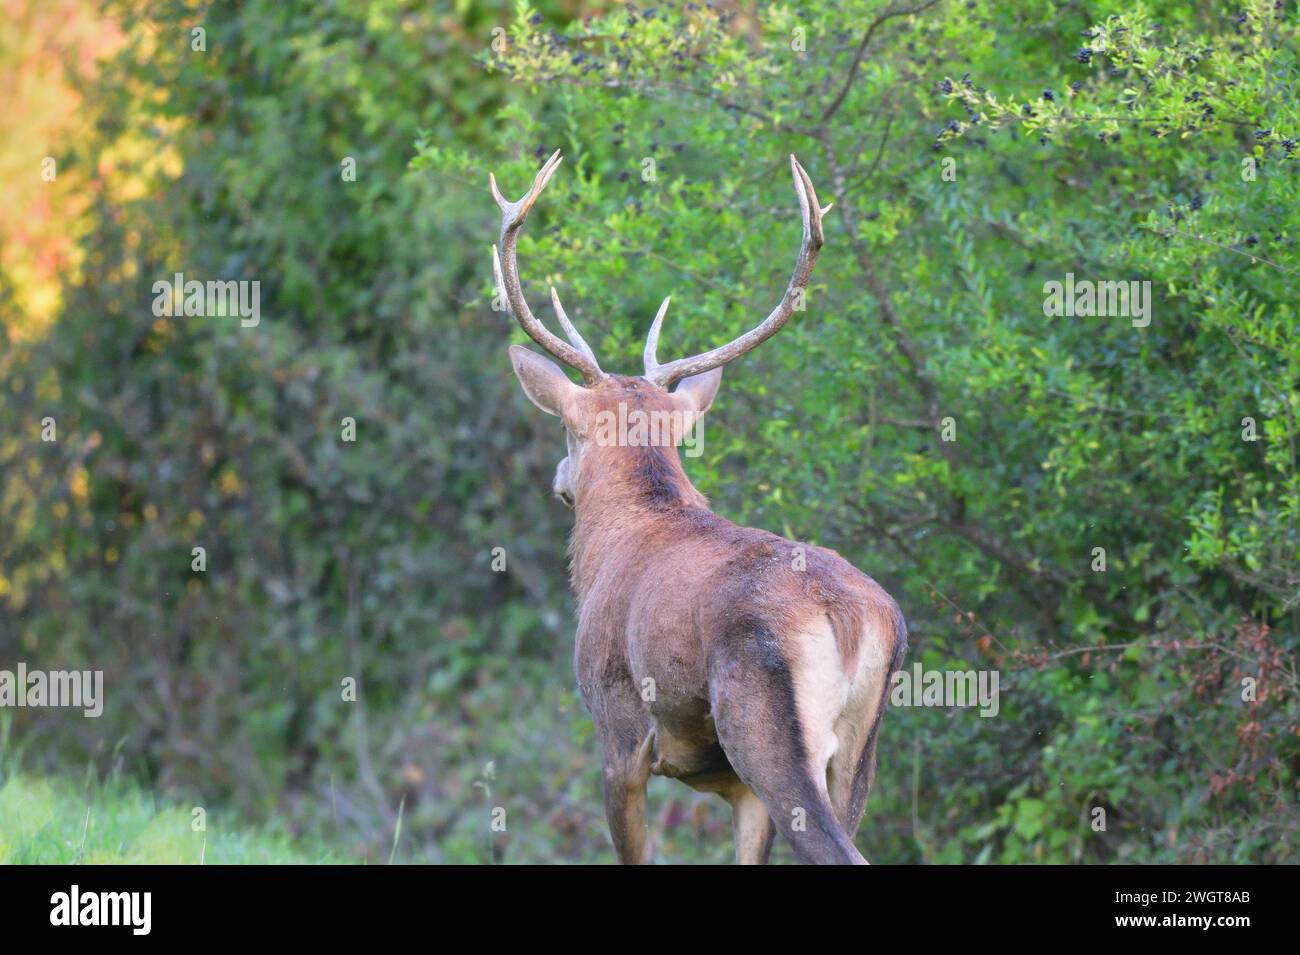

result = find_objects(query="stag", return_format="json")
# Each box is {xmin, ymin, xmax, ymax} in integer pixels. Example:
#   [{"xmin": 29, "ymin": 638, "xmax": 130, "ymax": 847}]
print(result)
[{"xmin": 491, "ymin": 151, "xmax": 907, "ymax": 864}]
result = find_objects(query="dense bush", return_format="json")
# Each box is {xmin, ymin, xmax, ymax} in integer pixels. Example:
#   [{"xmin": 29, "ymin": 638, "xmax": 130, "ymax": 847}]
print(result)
[{"xmin": 1, "ymin": 0, "xmax": 1295, "ymax": 862}]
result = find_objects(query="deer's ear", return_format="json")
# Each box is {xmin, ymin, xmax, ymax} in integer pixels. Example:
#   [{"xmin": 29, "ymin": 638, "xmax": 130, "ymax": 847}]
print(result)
[
  {"xmin": 673, "ymin": 367, "xmax": 723, "ymax": 416},
  {"xmin": 509, "ymin": 345, "xmax": 582, "ymax": 419}
]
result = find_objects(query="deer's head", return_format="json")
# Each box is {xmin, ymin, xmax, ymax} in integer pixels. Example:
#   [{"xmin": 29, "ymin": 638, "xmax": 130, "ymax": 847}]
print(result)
[{"xmin": 491, "ymin": 151, "xmax": 830, "ymax": 509}]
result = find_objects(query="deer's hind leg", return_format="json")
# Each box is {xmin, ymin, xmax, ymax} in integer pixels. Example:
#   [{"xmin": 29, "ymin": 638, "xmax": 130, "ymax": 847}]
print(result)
[
  {"xmin": 599, "ymin": 727, "xmax": 654, "ymax": 864},
  {"xmin": 826, "ymin": 698, "xmax": 884, "ymax": 836},
  {"xmin": 828, "ymin": 610, "xmax": 907, "ymax": 834},
  {"xmin": 587, "ymin": 679, "xmax": 656, "ymax": 865},
  {"xmin": 724, "ymin": 784, "xmax": 775, "ymax": 864},
  {"xmin": 708, "ymin": 617, "xmax": 866, "ymax": 865}
]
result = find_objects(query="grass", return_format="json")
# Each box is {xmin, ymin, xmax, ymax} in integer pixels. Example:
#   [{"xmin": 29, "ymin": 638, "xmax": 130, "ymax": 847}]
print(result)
[{"xmin": 0, "ymin": 771, "xmax": 342, "ymax": 864}]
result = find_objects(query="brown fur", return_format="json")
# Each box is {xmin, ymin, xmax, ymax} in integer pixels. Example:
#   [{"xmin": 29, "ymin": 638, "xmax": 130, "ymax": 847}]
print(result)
[
  {"xmin": 494, "ymin": 151, "xmax": 885, "ymax": 862},
  {"xmin": 549, "ymin": 376, "xmax": 906, "ymax": 864}
]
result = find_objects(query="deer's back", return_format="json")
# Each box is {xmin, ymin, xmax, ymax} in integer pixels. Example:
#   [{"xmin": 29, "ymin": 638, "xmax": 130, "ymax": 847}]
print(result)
[{"xmin": 575, "ymin": 506, "xmax": 902, "ymax": 725}]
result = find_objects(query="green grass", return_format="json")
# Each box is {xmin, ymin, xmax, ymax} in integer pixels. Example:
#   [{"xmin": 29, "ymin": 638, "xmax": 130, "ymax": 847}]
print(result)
[{"xmin": 0, "ymin": 772, "xmax": 342, "ymax": 864}]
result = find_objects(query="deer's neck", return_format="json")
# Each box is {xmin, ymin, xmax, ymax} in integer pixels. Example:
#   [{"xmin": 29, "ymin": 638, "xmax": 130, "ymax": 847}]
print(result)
[{"xmin": 569, "ymin": 443, "xmax": 711, "ymax": 601}]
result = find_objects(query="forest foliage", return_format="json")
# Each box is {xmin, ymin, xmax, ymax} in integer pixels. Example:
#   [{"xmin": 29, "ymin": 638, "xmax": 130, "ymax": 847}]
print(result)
[{"xmin": 1, "ymin": 0, "xmax": 1296, "ymax": 862}]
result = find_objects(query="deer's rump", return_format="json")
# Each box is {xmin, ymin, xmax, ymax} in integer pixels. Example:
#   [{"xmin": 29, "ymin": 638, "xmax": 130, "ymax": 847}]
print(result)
[{"xmin": 618, "ymin": 528, "xmax": 905, "ymax": 804}]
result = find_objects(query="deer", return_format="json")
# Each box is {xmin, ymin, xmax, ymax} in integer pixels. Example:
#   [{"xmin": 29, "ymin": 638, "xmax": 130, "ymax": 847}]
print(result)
[{"xmin": 491, "ymin": 150, "xmax": 907, "ymax": 864}]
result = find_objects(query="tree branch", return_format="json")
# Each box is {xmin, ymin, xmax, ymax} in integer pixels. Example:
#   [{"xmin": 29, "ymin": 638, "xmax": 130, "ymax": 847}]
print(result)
[{"xmin": 820, "ymin": 0, "xmax": 947, "ymax": 125}]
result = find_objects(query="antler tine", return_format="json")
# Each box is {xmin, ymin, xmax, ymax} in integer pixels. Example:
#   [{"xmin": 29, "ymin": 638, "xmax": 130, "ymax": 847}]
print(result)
[
  {"xmin": 489, "ymin": 149, "xmax": 603, "ymax": 382},
  {"xmin": 489, "ymin": 147, "xmax": 564, "ymax": 227},
  {"xmin": 549, "ymin": 286, "xmax": 600, "ymax": 368},
  {"xmin": 642, "ymin": 296, "xmax": 672, "ymax": 378},
  {"xmin": 645, "ymin": 155, "xmax": 832, "ymax": 388}
]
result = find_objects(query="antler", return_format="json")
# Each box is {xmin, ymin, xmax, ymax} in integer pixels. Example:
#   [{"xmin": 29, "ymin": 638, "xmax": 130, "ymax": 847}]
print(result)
[
  {"xmin": 490, "ymin": 149, "xmax": 604, "ymax": 382},
  {"xmin": 643, "ymin": 155, "xmax": 832, "ymax": 388}
]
